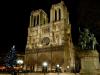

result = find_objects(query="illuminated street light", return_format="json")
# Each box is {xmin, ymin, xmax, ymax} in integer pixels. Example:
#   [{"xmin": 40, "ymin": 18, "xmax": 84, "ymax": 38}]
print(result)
[
  {"xmin": 56, "ymin": 64, "xmax": 60, "ymax": 68},
  {"xmin": 56, "ymin": 64, "xmax": 60, "ymax": 75},
  {"xmin": 17, "ymin": 59, "xmax": 23, "ymax": 65},
  {"xmin": 17, "ymin": 59, "xmax": 24, "ymax": 70},
  {"xmin": 42, "ymin": 62, "xmax": 48, "ymax": 75},
  {"xmin": 67, "ymin": 66, "xmax": 69, "ymax": 69},
  {"xmin": 66, "ymin": 65, "xmax": 70, "ymax": 72},
  {"xmin": 42, "ymin": 62, "xmax": 48, "ymax": 67}
]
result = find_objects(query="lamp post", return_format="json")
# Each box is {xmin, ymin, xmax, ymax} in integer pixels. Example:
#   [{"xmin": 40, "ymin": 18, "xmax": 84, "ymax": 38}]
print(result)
[
  {"xmin": 66, "ymin": 65, "xmax": 69, "ymax": 72},
  {"xmin": 42, "ymin": 62, "xmax": 48, "ymax": 75},
  {"xmin": 17, "ymin": 59, "xmax": 23, "ymax": 75},
  {"xmin": 56, "ymin": 64, "xmax": 60, "ymax": 75}
]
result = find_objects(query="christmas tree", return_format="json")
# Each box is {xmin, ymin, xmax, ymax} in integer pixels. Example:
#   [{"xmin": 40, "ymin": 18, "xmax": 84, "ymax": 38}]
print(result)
[{"xmin": 4, "ymin": 45, "xmax": 17, "ymax": 68}]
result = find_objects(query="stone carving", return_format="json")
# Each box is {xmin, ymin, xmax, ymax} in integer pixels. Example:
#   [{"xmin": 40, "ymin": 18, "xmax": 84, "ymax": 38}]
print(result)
[
  {"xmin": 78, "ymin": 27, "xmax": 98, "ymax": 50},
  {"xmin": 90, "ymin": 34, "xmax": 98, "ymax": 50}
]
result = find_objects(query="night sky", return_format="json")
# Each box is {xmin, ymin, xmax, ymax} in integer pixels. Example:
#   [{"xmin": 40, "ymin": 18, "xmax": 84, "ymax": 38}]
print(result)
[{"xmin": 0, "ymin": 0, "xmax": 100, "ymax": 56}]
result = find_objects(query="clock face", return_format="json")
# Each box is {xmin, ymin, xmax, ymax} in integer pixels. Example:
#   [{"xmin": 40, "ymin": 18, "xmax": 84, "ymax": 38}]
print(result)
[{"xmin": 41, "ymin": 37, "xmax": 50, "ymax": 46}]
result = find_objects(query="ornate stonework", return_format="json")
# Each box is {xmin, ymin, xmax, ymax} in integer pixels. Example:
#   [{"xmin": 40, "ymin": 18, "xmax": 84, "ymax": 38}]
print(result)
[{"xmin": 25, "ymin": 1, "xmax": 75, "ymax": 72}]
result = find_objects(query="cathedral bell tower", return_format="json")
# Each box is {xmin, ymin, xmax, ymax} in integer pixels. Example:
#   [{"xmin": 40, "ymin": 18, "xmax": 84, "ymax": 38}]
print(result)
[{"xmin": 50, "ymin": 0, "xmax": 75, "ymax": 71}]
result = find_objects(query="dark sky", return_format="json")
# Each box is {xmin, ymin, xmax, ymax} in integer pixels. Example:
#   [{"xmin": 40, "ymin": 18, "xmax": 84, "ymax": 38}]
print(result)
[{"xmin": 0, "ymin": 0, "xmax": 100, "ymax": 56}]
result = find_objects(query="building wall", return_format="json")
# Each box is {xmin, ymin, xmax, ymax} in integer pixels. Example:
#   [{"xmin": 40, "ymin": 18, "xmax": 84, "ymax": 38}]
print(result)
[
  {"xmin": 0, "ymin": 73, "xmax": 76, "ymax": 75},
  {"xmin": 25, "ymin": 1, "xmax": 75, "ymax": 72},
  {"xmin": 0, "ymin": 74, "xmax": 11, "ymax": 75},
  {"xmin": 19, "ymin": 73, "xmax": 76, "ymax": 75}
]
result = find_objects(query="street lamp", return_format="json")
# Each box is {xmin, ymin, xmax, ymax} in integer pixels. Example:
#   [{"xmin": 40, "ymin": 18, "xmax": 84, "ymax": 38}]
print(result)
[
  {"xmin": 56, "ymin": 64, "xmax": 60, "ymax": 68},
  {"xmin": 17, "ymin": 59, "xmax": 23, "ymax": 65},
  {"xmin": 56, "ymin": 64, "xmax": 60, "ymax": 75},
  {"xmin": 66, "ymin": 65, "xmax": 70, "ymax": 72},
  {"xmin": 16, "ymin": 59, "xmax": 23, "ymax": 75},
  {"xmin": 17, "ymin": 59, "xmax": 23, "ymax": 72},
  {"xmin": 42, "ymin": 62, "xmax": 48, "ymax": 75}
]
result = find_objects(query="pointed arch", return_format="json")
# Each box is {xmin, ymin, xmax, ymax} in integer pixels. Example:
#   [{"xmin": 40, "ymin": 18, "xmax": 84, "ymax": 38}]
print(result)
[
  {"xmin": 55, "ymin": 10, "xmax": 57, "ymax": 21},
  {"xmin": 58, "ymin": 8, "xmax": 61, "ymax": 20}
]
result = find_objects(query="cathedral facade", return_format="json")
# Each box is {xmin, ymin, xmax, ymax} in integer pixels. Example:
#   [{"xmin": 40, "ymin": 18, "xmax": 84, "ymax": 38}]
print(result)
[{"xmin": 25, "ymin": 1, "xmax": 75, "ymax": 72}]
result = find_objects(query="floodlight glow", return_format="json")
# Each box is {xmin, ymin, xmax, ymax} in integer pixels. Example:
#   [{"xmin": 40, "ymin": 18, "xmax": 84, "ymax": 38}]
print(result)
[
  {"xmin": 67, "ymin": 66, "xmax": 69, "ymax": 69},
  {"xmin": 42, "ymin": 62, "xmax": 48, "ymax": 67},
  {"xmin": 56, "ymin": 64, "xmax": 60, "ymax": 67},
  {"xmin": 17, "ymin": 59, "xmax": 23, "ymax": 64}
]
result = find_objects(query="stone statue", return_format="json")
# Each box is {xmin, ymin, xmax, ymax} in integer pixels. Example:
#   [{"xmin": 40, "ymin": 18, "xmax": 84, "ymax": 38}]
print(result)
[
  {"xmin": 79, "ymin": 28, "xmax": 90, "ymax": 50},
  {"xmin": 78, "ymin": 27, "xmax": 98, "ymax": 50},
  {"xmin": 90, "ymin": 34, "xmax": 98, "ymax": 50}
]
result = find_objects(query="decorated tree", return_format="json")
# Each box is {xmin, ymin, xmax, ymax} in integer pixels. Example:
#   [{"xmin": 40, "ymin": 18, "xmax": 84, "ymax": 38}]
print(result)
[{"xmin": 4, "ymin": 45, "xmax": 17, "ymax": 72}]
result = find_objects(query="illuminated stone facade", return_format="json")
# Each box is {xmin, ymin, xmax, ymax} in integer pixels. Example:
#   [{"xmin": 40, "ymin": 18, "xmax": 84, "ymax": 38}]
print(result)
[{"xmin": 25, "ymin": 1, "xmax": 75, "ymax": 72}]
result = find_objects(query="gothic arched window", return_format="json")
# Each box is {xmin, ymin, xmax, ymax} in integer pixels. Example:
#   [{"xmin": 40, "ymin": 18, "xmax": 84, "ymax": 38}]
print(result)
[
  {"xmin": 58, "ymin": 9, "xmax": 61, "ymax": 20},
  {"xmin": 37, "ymin": 15, "xmax": 39, "ymax": 25},
  {"xmin": 55, "ymin": 10, "xmax": 57, "ymax": 21},
  {"xmin": 31, "ymin": 15, "xmax": 33, "ymax": 27},
  {"xmin": 34, "ymin": 16, "xmax": 36, "ymax": 27},
  {"xmin": 44, "ymin": 18, "xmax": 45, "ymax": 24}
]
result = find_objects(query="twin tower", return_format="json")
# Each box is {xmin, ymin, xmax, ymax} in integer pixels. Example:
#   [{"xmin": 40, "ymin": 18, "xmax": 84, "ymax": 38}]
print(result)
[{"xmin": 25, "ymin": 1, "xmax": 75, "ymax": 72}]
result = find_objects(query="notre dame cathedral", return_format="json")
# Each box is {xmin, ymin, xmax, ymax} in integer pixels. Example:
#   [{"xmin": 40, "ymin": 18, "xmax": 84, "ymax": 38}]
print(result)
[{"xmin": 25, "ymin": 1, "xmax": 75, "ymax": 72}]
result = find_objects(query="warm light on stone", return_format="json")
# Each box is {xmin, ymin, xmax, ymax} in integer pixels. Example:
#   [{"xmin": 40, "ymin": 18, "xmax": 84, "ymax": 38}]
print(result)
[{"xmin": 25, "ymin": 0, "xmax": 75, "ymax": 72}]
